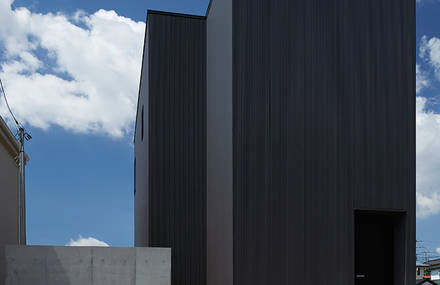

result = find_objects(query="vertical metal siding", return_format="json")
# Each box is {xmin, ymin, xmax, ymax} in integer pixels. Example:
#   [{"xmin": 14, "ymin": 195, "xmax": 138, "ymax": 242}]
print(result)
[
  {"xmin": 147, "ymin": 13, "xmax": 206, "ymax": 285},
  {"xmin": 233, "ymin": 0, "xmax": 415, "ymax": 284},
  {"xmin": 233, "ymin": 0, "xmax": 306, "ymax": 284}
]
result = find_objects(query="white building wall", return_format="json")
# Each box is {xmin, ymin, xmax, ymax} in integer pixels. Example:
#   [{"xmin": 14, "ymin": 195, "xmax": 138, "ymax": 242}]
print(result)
[{"xmin": 431, "ymin": 269, "xmax": 440, "ymax": 280}]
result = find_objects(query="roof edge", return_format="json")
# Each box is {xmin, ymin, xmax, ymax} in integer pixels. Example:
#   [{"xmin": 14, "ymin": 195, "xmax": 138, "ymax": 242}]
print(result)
[
  {"xmin": 135, "ymin": 9, "xmax": 206, "ymax": 142},
  {"xmin": 134, "ymin": 12, "xmax": 149, "ymax": 145},
  {"xmin": 0, "ymin": 115, "xmax": 19, "ymax": 154},
  {"xmin": 206, "ymin": 0, "xmax": 213, "ymax": 17},
  {"xmin": 147, "ymin": 9, "xmax": 206, "ymax": 20},
  {"xmin": 0, "ymin": 116, "xmax": 30, "ymax": 163}
]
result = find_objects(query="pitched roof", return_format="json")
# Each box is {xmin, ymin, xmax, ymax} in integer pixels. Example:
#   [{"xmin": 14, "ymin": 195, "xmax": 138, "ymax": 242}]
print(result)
[
  {"xmin": 426, "ymin": 259, "xmax": 440, "ymax": 266},
  {"xmin": 417, "ymin": 280, "xmax": 440, "ymax": 285}
]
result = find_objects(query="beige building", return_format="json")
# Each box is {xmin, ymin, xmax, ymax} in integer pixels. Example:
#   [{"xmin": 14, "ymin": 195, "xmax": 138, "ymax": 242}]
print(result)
[{"xmin": 0, "ymin": 115, "xmax": 27, "ymax": 246}]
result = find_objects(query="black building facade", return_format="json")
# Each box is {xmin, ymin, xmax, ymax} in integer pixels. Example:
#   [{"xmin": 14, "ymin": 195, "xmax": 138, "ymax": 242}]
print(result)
[
  {"xmin": 135, "ymin": 0, "xmax": 415, "ymax": 284},
  {"xmin": 134, "ymin": 10, "xmax": 206, "ymax": 285}
]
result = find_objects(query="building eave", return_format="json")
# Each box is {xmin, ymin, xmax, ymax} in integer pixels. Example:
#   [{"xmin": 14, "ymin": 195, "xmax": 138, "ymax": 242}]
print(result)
[
  {"xmin": 0, "ymin": 116, "xmax": 30, "ymax": 164},
  {"xmin": 134, "ymin": 12, "xmax": 149, "ymax": 145}
]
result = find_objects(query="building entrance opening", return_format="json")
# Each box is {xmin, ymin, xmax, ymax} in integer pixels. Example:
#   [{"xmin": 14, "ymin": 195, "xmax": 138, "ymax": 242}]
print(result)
[{"xmin": 355, "ymin": 211, "xmax": 406, "ymax": 285}]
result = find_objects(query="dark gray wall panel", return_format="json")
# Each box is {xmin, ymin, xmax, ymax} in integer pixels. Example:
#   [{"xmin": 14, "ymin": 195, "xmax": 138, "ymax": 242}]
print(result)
[
  {"xmin": 136, "ymin": 0, "xmax": 415, "ymax": 284},
  {"xmin": 134, "ymin": 23, "xmax": 149, "ymax": 248},
  {"xmin": 145, "ymin": 12, "xmax": 206, "ymax": 285},
  {"xmin": 233, "ymin": 0, "xmax": 306, "ymax": 284},
  {"xmin": 232, "ymin": 0, "xmax": 415, "ymax": 284},
  {"xmin": 347, "ymin": 0, "xmax": 413, "ymax": 211},
  {"xmin": 302, "ymin": 1, "xmax": 346, "ymax": 283},
  {"xmin": 206, "ymin": 0, "xmax": 233, "ymax": 285}
]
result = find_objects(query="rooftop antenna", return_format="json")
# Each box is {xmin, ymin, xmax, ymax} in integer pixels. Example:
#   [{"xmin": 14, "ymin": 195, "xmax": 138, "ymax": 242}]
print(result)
[{"xmin": 0, "ymin": 77, "xmax": 31, "ymax": 246}]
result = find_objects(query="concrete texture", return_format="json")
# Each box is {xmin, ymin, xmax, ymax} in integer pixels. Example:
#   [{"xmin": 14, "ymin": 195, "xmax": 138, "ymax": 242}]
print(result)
[
  {"xmin": 0, "ymin": 246, "xmax": 170, "ymax": 285},
  {"xmin": 135, "ymin": 248, "xmax": 170, "ymax": 285}
]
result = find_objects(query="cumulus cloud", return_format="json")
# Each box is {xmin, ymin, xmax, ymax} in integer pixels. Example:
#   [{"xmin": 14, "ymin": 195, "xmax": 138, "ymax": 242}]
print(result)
[
  {"xmin": 0, "ymin": 0, "xmax": 145, "ymax": 137},
  {"xmin": 416, "ymin": 35, "xmax": 440, "ymax": 218},
  {"xmin": 417, "ymin": 96, "xmax": 440, "ymax": 218},
  {"xmin": 417, "ymin": 64, "xmax": 430, "ymax": 94},
  {"xmin": 437, "ymin": 248, "xmax": 440, "ymax": 255},
  {"xmin": 66, "ymin": 235, "xmax": 109, "ymax": 247},
  {"xmin": 420, "ymin": 36, "xmax": 440, "ymax": 80}
]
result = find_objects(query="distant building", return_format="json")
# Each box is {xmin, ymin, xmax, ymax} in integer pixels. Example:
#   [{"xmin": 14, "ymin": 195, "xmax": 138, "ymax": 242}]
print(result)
[
  {"xmin": 0, "ymin": 115, "xmax": 28, "ymax": 246},
  {"xmin": 417, "ymin": 262, "xmax": 430, "ymax": 280},
  {"xmin": 417, "ymin": 280, "xmax": 440, "ymax": 285},
  {"xmin": 426, "ymin": 259, "xmax": 440, "ymax": 281}
]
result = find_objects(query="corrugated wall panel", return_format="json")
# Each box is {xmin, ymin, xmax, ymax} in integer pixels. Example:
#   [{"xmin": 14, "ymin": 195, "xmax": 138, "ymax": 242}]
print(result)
[
  {"xmin": 233, "ymin": 0, "xmax": 306, "ymax": 284},
  {"xmin": 147, "ymin": 12, "xmax": 206, "ymax": 285},
  {"xmin": 232, "ymin": 0, "xmax": 415, "ymax": 284}
]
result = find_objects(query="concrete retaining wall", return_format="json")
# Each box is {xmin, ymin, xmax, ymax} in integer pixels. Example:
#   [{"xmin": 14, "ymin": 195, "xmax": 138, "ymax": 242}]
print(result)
[{"xmin": 0, "ymin": 246, "xmax": 170, "ymax": 285}]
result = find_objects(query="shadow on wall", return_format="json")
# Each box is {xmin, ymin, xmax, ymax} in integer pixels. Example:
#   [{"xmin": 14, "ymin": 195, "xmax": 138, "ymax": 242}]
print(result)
[
  {"xmin": 0, "ymin": 245, "xmax": 171, "ymax": 285},
  {"xmin": 0, "ymin": 246, "xmax": 6, "ymax": 284}
]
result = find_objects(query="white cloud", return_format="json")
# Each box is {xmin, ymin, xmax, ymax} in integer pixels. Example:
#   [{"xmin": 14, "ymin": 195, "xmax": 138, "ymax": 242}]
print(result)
[
  {"xmin": 0, "ymin": 0, "xmax": 145, "ymax": 137},
  {"xmin": 437, "ymin": 248, "xmax": 440, "ymax": 255},
  {"xmin": 413, "ymin": 36, "xmax": 440, "ymax": 218},
  {"xmin": 417, "ymin": 97, "xmax": 440, "ymax": 218},
  {"xmin": 420, "ymin": 36, "xmax": 440, "ymax": 81},
  {"xmin": 66, "ymin": 235, "xmax": 109, "ymax": 247},
  {"xmin": 417, "ymin": 64, "xmax": 430, "ymax": 94},
  {"xmin": 417, "ymin": 192, "xmax": 440, "ymax": 218}
]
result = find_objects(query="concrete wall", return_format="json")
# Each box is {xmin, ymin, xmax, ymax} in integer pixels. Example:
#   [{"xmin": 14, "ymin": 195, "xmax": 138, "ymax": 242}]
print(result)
[
  {"xmin": 0, "ymin": 246, "xmax": 170, "ymax": 285},
  {"xmin": 0, "ymin": 119, "xmax": 19, "ymax": 247}
]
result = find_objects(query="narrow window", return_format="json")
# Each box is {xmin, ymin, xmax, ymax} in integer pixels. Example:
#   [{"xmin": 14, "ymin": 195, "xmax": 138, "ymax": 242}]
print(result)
[{"xmin": 141, "ymin": 105, "xmax": 144, "ymax": 141}]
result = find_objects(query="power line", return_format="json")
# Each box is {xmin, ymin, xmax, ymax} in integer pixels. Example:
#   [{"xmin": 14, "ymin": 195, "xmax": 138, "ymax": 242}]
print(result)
[
  {"xmin": 417, "ymin": 240, "xmax": 440, "ymax": 263},
  {"xmin": 0, "ymin": 77, "xmax": 22, "ymax": 128}
]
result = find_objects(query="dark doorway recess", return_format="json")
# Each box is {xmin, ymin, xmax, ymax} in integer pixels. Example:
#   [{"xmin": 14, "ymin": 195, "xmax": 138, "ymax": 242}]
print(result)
[{"xmin": 355, "ymin": 210, "xmax": 406, "ymax": 285}]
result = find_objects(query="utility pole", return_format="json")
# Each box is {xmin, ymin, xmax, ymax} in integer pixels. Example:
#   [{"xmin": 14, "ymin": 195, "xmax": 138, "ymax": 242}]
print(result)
[
  {"xmin": 18, "ymin": 127, "xmax": 25, "ymax": 245},
  {"xmin": 17, "ymin": 127, "xmax": 30, "ymax": 245},
  {"xmin": 0, "ymin": 77, "xmax": 30, "ymax": 245}
]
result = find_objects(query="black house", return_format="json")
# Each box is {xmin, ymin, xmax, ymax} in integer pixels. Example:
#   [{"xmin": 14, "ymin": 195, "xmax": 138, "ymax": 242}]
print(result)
[{"xmin": 134, "ymin": 0, "xmax": 415, "ymax": 284}]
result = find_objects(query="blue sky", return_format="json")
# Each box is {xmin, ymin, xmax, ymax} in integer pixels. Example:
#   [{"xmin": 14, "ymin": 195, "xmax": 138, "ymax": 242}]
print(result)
[
  {"xmin": 417, "ymin": 0, "xmax": 440, "ymax": 260},
  {"xmin": 0, "ymin": 0, "xmax": 440, "ymax": 260},
  {"xmin": 0, "ymin": 0, "xmax": 210, "ymax": 247},
  {"xmin": 12, "ymin": 0, "xmax": 209, "ymax": 21}
]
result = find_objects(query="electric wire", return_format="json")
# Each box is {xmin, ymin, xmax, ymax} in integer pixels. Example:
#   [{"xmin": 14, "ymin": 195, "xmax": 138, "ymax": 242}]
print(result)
[
  {"xmin": 0, "ymin": 76, "xmax": 29, "ymax": 246},
  {"xmin": 0, "ymin": 77, "xmax": 22, "ymax": 128}
]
